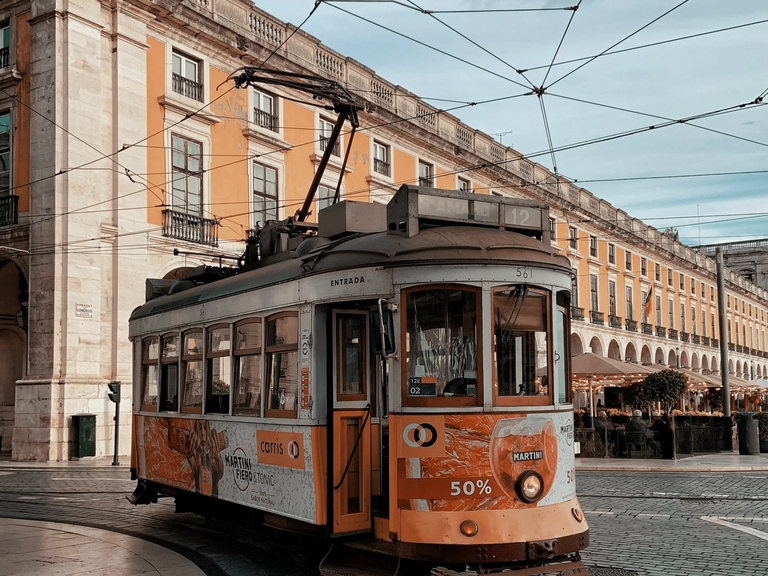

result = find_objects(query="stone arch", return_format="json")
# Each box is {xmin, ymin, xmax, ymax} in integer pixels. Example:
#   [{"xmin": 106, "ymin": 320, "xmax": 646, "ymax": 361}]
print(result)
[
  {"xmin": 589, "ymin": 337, "xmax": 603, "ymax": 357},
  {"xmin": 691, "ymin": 353, "xmax": 699, "ymax": 371},
  {"xmin": 668, "ymin": 349, "xmax": 677, "ymax": 368},
  {"xmin": 655, "ymin": 347, "xmax": 666, "ymax": 365},
  {"xmin": 711, "ymin": 356, "xmax": 718, "ymax": 374},
  {"xmin": 0, "ymin": 329, "xmax": 23, "ymax": 407},
  {"xmin": 625, "ymin": 342, "xmax": 637, "ymax": 363},
  {"xmin": 729, "ymin": 359, "xmax": 734, "ymax": 375},
  {"xmin": 571, "ymin": 333, "xmax": 584, "ymax": 356},
  {"xmin": 641, "ymin": 345, "xmax": 652, "ymax": 365},
  {"xmin": 701, "ymin": 355, "xmax": 709, "ymax": 373},
  {"xmin": 607, "ymin": 340, "xmax": 622, "ymax": 361},
  {"xmin": 736, "ymin": 360, "xmax": 742, "ymax": 377},
  {"xmin": 680, "ymin": 351, "xmax": 689, "ymax": 369}
]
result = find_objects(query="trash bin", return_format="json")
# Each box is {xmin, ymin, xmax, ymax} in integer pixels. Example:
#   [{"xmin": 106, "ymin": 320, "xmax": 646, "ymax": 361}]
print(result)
[
  {"xmin": 71, "ymin": 414, "xmax": 96, "ymax": 458},
  {"xmin": 737, "ymin": 412, "xmax": 760, "ymax": 455}
]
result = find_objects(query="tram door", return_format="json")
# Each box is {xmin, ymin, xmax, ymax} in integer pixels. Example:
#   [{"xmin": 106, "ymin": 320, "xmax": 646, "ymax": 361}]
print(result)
[{"xmin": 331, "ymin": 311, "xmax": 372, "ymax": 535}]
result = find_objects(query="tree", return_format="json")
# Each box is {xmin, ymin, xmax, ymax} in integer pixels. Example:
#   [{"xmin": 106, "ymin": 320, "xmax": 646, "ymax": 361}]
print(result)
[
  {"xmin": 623, "ymin": 382, "xmax": 649, "ymax": 410},
  {"xmin": 642, "ymin": 369, "xmax": 687, "ymax": 416}
]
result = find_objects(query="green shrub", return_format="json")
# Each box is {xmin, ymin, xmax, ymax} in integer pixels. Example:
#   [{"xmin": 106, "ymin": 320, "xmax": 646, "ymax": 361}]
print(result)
[{"xmin": 756, "ymin": 412, "xmax": 768, "ymax": 442}]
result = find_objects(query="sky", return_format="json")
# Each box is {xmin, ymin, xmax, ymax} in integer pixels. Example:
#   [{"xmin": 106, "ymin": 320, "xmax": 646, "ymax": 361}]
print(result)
[{"xmin": 254, "ymin": 0, "xmax": 767, "ymax": 246}]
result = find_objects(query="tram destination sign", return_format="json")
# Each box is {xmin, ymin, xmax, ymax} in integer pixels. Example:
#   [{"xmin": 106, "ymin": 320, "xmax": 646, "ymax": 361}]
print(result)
[
  {"xmin": 415, "ymin": 191, "xmax": 542, "ymax": 231},
  {"xmin": 408, "ymin": 376, "xmax": 437, "ymax": 396}
]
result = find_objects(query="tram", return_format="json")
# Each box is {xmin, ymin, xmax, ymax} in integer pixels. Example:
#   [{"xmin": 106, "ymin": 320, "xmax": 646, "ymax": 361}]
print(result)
[{"xmin": 128, "ymin": 183, "xmax": 588, "ymax": 575}]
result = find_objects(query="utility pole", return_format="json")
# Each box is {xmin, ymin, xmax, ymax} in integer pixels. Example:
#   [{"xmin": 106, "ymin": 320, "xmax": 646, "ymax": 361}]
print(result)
[
  {"xmin": 716, "ymin": 248, "xmax": 730, "ymax": 418},
  {"xmin": 107, "ymin": 381, "xmax": 121, "ymax": 465}
]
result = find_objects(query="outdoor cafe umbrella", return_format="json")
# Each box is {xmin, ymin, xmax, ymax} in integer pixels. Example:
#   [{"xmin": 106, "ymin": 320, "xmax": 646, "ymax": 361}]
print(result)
[{"xmin": 570, "ymin": 353, "xmax": 656, "ymax": 418}]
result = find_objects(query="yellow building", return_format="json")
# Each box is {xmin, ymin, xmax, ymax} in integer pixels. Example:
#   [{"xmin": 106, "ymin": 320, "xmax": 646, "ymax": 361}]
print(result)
[{"xmin": 0, "ymin": 0, "xmax": 766, "ymax": 460}]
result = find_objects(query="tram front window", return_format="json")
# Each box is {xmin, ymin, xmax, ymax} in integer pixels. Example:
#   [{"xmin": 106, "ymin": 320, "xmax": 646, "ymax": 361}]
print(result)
[
  {"xmin": 493, "ymin": 286, "xmax": 550, "ymax": 403},
  {"xmin": 265, "ymin": 313, "xmax": 299, "ymax": 418},
  {"xmin": 404, "ymin": 287, "xmax": 479, "ymax": 401}
]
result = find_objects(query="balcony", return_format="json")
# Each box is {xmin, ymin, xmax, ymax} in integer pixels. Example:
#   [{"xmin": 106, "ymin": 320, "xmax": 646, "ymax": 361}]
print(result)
[
  {"xmin": 750, "ymin": 348, "xmax": 758, "ymax": 356},
  {"xmin": 641, "ymin": 322, "xmax": 653, "ymax": 335},
  {"xmin": 254, "ymin": 108, "xmax": 278, "ymax": 132},
  {"xmin": 702, "ymin": 336, "xmax": 710, "ymax": 346},
  {"xmin": 693, "ymin": 334, "xmax": 701, "ymax": 345},
  {"xmin": 736, "ymin": 345, "xmax": 743, "ymax": 354},
  {"xmin": 680, "ymin": 331, "xmax": 689, "ymax": 343},
  {"xmin": 668, "ymin": 328, "xmax": 679, "ymax": 340},
  {"xmin": 711, "ymin": 338, "xmax": 719, "ymax": 347},
  {"xmin": 320, "ymin": 135, "xmax": 341, "ymax": 157},
  {"xmin": 418, "ymin": 177, "xmax": 434, "ymax": 187},
  {"xmin": 0, "ymin": 46, "xmax": 8, "ymax": 68},
  {"xmin": 609, "ymin": 315, "xmax": 623, "ymax": 329},
  {"xmin": 571, "ymin": 306, "xmax": 585, "ymax": 321},
  {"xmin": 172, "ymin": 73, "xmax": 203, "ymax": 101},
  {"xmin": 0, "ymin": 195, "xmax": 18, "ymax": 227},
  {"xmin": 728, "ymin": 343, "xmax": 735, "ymax": 352},
  {"xmin": 373, "ymin": 158, "xmax": 390, "ymax": 176},
  {"xmin": 162, "ymin": 209, "xmax": 218, "ymax": 246},
  {"xmin": 656, "ymin": 325, "xmax": 666, "ymax": 338},
  {"xmin": 625, "ymin": 319, "xmax": 637, "ymax": 332},
  {"xmin": 590, "ymin": 311, "xmax": 604, "ymax": 325}
]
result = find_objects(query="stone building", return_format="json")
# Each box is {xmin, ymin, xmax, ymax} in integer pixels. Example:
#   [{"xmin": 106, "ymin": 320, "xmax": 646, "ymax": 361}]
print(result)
[
  {"xmin": 0, "ymin": 0, "xmax": 766, "ymax": 460},
  {"xmin": 696, "ymin": 240, "xmax": 768, "ymax": 293}
]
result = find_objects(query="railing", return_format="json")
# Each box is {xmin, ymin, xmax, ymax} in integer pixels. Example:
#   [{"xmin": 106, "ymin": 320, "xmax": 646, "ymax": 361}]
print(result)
[
  {"xmin": 373, "ymin": 158, "xmax": 390, "ymax": 176},
  {"xmin": 253, "ymin": 109, "xmax": 278, "ymax": 132},
  {"xmin": 625, "ymin": 319, "xmax": 637, "ymax": 331},
  {"xmin": 590, "ymin": 311, "xmax": 604, "ymax": 325},
  {"xmin": 711, "ymin": 338, "xmax": 719, "ymax": 347},
  {"xmin": 681, "ymin": 331, "xmax": 690, "ymax": 342},
  {"xmin": 693, "ymin": 334, "xmax": 701, "ymax": 345},
  {"xmin": 418, "ymin": 177, "xmax": 434, "ymax": 187},
  {"xmin": 609, "ymin": 315, "xmax": 622, "ymax": 329},
  {"xmin": 172, "ymin": 73, "xmax": 203, "ymax": 101},
  {"xmin": 641, "ymin": 322, "xmax": 653, "ymax": 335},
  {"xmin": 162, "ymin": 209, "xmax": 218, "ymax": 246},
  {"xmin": 0, "ymin": 195, "xmax": 19, "ymax": 227},
  {"xmin": 0, "ymin": 47, "xmax": 8, "ymax": 68},
  {"xmin": 571, "ymin": 306, "xmax": 585, "ymax": 321},
  {"xmin": 319, "ymin": 135, "xmax": 341, "ymax": 157},
  {"xmin": 702, "ymin": 336, "xmax": 710, "ymax": 346},
  {"xmin": 736, "ymin": 345, "xmax": 744, "ymax": 354},
  {"xmin": 728, "ymin": 343, "xmax": 735, "ymax": 351},
  {"xmin": 656, "ymin": 325, "xmax": 666, "ymax": 337},
  {"xmin": 668, "ymin": 328, "xmax": 678, "ymax": 340}
]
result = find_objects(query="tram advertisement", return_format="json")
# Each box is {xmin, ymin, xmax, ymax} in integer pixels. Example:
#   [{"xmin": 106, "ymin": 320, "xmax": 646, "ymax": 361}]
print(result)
[
  {"xmin": 134, "ymin": 416, "xmax": 320, "ymax": 522},
  {"xmin": 395, "ymin": 412, "xmax": 575, "ymax": 511}
]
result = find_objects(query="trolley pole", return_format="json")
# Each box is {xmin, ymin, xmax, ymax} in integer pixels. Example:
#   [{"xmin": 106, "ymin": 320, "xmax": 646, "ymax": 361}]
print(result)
[
  {"xmin": 716, "ymin": 249, "xmax": 730, "ymax": 418},
  {"xmin": 108, "ymin": 381, "xmax": 121, "ymax": 466}
]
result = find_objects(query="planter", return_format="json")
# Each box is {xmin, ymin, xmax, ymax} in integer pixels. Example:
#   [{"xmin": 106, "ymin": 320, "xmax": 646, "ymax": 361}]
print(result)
[{"xmin": 760, "ymin": 440, "xmax": 768, "ymax": 454}]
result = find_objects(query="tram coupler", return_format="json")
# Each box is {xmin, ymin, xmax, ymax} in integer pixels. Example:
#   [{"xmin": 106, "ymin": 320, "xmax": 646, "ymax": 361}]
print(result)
[{"xmin": 527, "ymin": 539, "xmax": 557, "ymax": 560}]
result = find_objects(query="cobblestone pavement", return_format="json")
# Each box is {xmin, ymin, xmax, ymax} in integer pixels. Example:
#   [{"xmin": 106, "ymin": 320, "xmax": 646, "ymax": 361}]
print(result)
[
  {"xmin": 3, "ymin": 465, "xmax": 765, "ymax": 575},
  {"xmin": 578, "ymin": 471, "xmax": 768, "ymax": 576}
]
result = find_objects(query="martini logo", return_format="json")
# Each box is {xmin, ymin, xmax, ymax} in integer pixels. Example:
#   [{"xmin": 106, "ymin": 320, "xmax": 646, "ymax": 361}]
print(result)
[
  {"xmin": 513, "ymin": 450, "xmax": 544, "ymax": 462},
  {"xmin": 560, "ymin": 420, "xmax": 574, "ymax": 446},
  {"xmin": 225, "ymin": 447, "xmax": 254, "ymax": 491}
]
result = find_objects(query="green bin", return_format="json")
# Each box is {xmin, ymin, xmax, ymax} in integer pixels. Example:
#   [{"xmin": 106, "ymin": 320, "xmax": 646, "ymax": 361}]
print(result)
[{"xmin": 72, "ymin": 414, "xmax": 96, "ymax": 458}]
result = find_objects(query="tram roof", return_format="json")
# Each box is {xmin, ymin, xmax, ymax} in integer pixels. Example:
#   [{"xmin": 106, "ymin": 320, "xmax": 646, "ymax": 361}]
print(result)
[{"xmin": 131, "ymin": 224, "xmax": 571, "ymax": 322}]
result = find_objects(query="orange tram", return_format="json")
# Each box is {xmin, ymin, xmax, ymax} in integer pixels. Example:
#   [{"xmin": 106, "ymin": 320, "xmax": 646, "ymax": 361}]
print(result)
[{"xmin": 128, "ymin": 185, "xmax": 589, "ymax": 575}]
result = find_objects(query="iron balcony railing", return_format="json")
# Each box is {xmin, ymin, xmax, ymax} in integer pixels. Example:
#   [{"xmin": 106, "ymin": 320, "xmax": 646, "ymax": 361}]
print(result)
[
  {"xmin": 693, "ymin": 334, "xmax": 701, "ymax": 345},
  {"xmin": 702, "ymin": 336, "xmax": 710, "ymax": 346},
  {"xmin": 571, "ymin": 306, "xmax": 585, "ymax": 321},
  {"xmin": 681, "ymin": 331, "xmax": 690, "ymax": 343},
  {"xmin": 656, "ymin": 325, "xmax": 666, "ymax": 337},
  {"xmin": 609, "ymin": 315, "xmax": 622, "ymax": 329},
  {"xmin": 162, "ymin": 209, "xmax": 218, "ymax": 246},
  {"xmin": 728, "ymin": 342, "xmax": 735, "ymax": 352},
  {"xmin": 172, "ymin": 73, "xmax": 203, "ymax": 101},
  {"xmin": 418, "ymin": 176, "xmax": 434, "ymax": 187},
  {"xmin": 641, "ymin": 322, "xmax": 653, "ymax": 335},
  {"xmin": 668, "ymin": 328, "xmax": 679, "ymax": 340},
  {"xmin": 373, "ymin": 158, "xmax": 390, "ymax": 176},
  {"xmin": 711, "ymin": 338, "xmax": 719, "ymax": 347},
  {"xmin": 625, "ymin": 319, "xmax": 638, "ymax": 332},
  {"xmin": 319, "ymin": 135, "xmax": 341, "ymax": 157},
  {"xmin": 0, "ymin": 47, "xmax": 8, "ymax": 68},
  {"xmin": 0, "ymin": 195, "xmax": 18, "ymax": 227},
  {"xmin": 590, "ymin": 311, "xmax": 604, "ymax": 325},
  {"xmin": 253, "ymin": 108, "xmax": 278, "ymax": 132}
]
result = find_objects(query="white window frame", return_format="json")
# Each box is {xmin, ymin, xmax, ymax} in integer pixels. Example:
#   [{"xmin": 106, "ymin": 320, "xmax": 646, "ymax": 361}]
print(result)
[
  {"xmin": 253, "ymin": 89, "xmax": 278, "ymax": 133},
  {"xmin": 418, "ymin": 160, "xmax": 434, "ymax": 187},
  {"xmin": 319, "ymin": 116, "xmax": 341, "ymax": 157},
  {"xmin": 252, "ymin": 160, "xmax": 279, "ymax": 228}
]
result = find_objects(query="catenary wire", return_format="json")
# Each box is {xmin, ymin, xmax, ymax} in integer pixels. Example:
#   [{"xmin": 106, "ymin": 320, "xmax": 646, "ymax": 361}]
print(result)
[{"xmin": 540, "ymin": 0, "xmax": 582, "ymax": 88}]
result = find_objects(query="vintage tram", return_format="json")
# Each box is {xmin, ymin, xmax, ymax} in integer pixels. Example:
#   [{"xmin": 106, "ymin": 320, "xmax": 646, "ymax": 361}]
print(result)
[{"xmin": 128, "ymin": 184, "xmax": 588, "ymax": 575}]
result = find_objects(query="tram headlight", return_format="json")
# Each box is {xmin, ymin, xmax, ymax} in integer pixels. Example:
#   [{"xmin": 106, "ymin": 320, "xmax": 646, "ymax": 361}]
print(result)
[
  {"xmin": 516, "ymin": 471, "xmax": 544, "ymax": 503},
  {"xmin": 460, "ymin": 520, "xmax": 478, "ymax": 537}
]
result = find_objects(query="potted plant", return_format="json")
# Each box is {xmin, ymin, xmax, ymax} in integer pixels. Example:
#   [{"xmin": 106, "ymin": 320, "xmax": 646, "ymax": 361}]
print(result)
[
  {"xmin": 641, "ymin": 369, "xmax": 688, "ymax": 459},
  {"xmin": 755, "ymin": 412, "xmax": 768, "ymax": 453}
]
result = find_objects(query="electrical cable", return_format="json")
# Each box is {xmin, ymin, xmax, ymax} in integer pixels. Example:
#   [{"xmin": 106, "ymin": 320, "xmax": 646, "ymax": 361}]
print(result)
[
  {"xmin": 545, "ymin": 0, "xmax": 691, "ymax": 90},
  {"xmin": 324, "ymin": 1, "xmax": 576, "ymax": 14},
  {"xmin": 575, "ymin": 171, "xmax": 768, "ymax": 184},
  {"xmin": 540, "ymin": 0, "xmax": 582, "ymax": 88}
]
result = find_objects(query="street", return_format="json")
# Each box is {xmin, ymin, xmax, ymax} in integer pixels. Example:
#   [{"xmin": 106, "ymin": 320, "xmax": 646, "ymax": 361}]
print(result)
[{"xmin": 1, "ymin": 466, "xmax": 767, "ymax": 575}]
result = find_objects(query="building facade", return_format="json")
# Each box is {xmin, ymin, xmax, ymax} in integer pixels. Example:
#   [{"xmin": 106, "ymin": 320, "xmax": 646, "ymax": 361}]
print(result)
[
  {"xmin": 696, "ymin": 239, "xmax": 768, "ymax": 292},
  {"xmin": 0, "ymin": 0, "xmax": 766, "ymax": 460}
]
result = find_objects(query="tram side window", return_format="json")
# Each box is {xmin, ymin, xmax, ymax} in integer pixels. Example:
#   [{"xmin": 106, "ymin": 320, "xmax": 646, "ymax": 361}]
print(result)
[
  {"xmin": 404, "ymin": 287, "xmax": 479, "ymax": 403},
  {"xmin": 265, "ymin": 313, "xmax": 299, "ymax": 418},
  {"xmin": 234, "ymin": 320, "xmax": 262, "ymax": 415},
  {"xmin": 206, "ymin": 325, "xmax": 231, "ymax": 414},
  {"xmin": 493, "ymin": 287, "xmax": 551, "ymax": 404},
  {"xmin": 141, "ymin": 337, "xmax": 159, "ymax": 410},
  {"xmin": 555, "ymin": 291, "xmax": 571, "ymax": 404},
  {"xmin": 160, "ymin": 334, "xmax": 179, "ymax": 412},
  {"xmin": 182, "ymin": 330, "xmax": 204, "ymax": 412}
]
